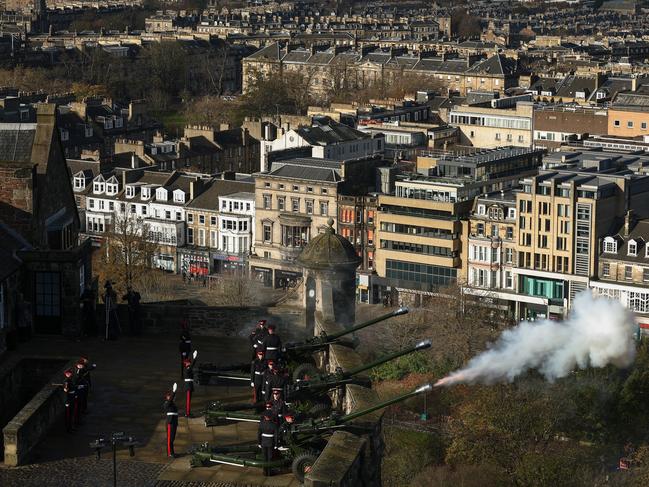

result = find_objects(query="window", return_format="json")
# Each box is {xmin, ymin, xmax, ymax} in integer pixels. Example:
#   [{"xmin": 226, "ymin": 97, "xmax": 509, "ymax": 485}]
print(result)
[
  {"xmin": 625, "ymin": 265, "xmax": 633, "ymax": 280},
  {"xmin": 199, "ymin": 215, "xmax": 205, "ymax": 224},
  {"xmin": 505, "ymin": 248, "xmax": 513, "ymax": 264},
  {"xmin": 126, "ymin": 186, "xmax": 135, "ymax": 198},
  {"xmin": 142, "ymin": 205, "xmax": 146, "ymax": 215},
  {"xmin": 477, "ymin": 204, "xmax": 486, "ymax": 215},
  {"xmin": 476, "ymin": 223, "xmax": 484, "ymax": 235},
  {"xmin": 505, "ymin": 271, "xmax": 513, "ymax": 289},
  {"xmin": 165, "ymin": 210, "xmax": 171, "ymax": 219},
  {"xmin": 211, "ymin": 216, "xmax": 217, "ymax": 225},
  {"xmin": 643, "ymin": 122, "xmax": 648, "ymax": 130},
  {"xmin": 628, "ymin": 240, "xmax": 637, "ymax": 256},
  {"xmin": 644, "ymin": 268, "xmax": 649, "ymax": 282},
  {"xmin": 291, "ymin": 198, "xmax": 299, "ymax": 212},
  {"xmin": 320, "ymin": 201, "xmax": 328, "ymax": 216},
  {"xmin": 263, "ymin": 224, "xmax": 272, "ymax": 242},
  {"xmin": 506, "ymin": 226, "xmax": 513, "ymax": 239},
  {"xmin": 187, "ymin": 228, "xmax": 194, "ymax": 244},
  {"xmin": 277, "ymin": 197, "xmax": 285, "ymax": 211},
  {"xmin": 176, "ymin": 212, "xmax": 181, "ymax": 221},
  {"xmin": 321, "ymin": 188, "xmax": 328, "ymax": 195},
  {"xmin": 603, "ymin": 237, "xmax": 617, "ymax": 254},
  {"xmin": 292, "ymin": 185, "xmax": 299, "ymax": 191},
  {"xmin": 263, "ymin": 194, "xmax": 271, "ymax": 209},
  {"xmin": 490, "ymin": 224, "xmax": 498, "ymax": 237},
  {"xmin": 628, "ymin": 121, "xmax": 634, "ymax": 128},
  {"xmin": 187, "ymin": 213, "xmax": 194, "ymax": 223},
  {"xmin": 307, "ymin": 187, "xmax": 313, "ymax": 193},
  {"xmin": 306, "ymin": 200, "xmax": 314, "ymax": 215},
  {"xmin": 518, "ymin": 135, "xmax": 524, "ymax": 143},
  {"xmin": 614, "ymin": 120, "xmax": 620, "ymax": 127},
  {"xmin": 264, "ymin": 182, "xmax": 271, "ymax": 188},
  {"xmin": 88, "ymin": 199, "xmax": 94, "ymax": 209},
  {"xmin": 495, "ymin": 133, "xmax": 501, "ymax": 141},
  {"xmin": 130, "ymin": 205, "xmax": 136, "ymax": 214}
]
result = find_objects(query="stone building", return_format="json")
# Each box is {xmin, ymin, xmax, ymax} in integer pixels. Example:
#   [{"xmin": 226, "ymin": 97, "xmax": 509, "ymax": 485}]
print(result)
[{"xmin": 0, "ymin": 104, "xmax": 92, "ymax": 344}]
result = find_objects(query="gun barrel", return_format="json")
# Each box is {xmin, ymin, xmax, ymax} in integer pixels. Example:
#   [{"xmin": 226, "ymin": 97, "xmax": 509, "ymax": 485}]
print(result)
[
  {"xmin": 338, "ymin": 383, "xmax": 432, "ymax": 423},
  {"xmin": 326, "ymin": 307, "xmax": 409, "ymax": 341}
]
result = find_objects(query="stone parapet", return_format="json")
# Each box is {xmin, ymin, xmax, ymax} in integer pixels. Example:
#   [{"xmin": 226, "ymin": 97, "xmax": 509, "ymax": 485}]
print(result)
[
  {"xmin": 308, "ymin": 312, "xmax": 384, "ymax": 486},
  {"xmin": 3, "ymin": 359, "xmax": 76, "ymax": 466}
]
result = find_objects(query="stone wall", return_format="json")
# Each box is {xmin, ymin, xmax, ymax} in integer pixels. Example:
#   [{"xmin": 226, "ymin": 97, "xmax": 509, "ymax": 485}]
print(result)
[
  {"xmin": 305, "ymin": 312, "xmax": 384, "ymax": 487},
  {"xmin": 3, "ymin": 359, "xmax": 76, "ymax": 466}
]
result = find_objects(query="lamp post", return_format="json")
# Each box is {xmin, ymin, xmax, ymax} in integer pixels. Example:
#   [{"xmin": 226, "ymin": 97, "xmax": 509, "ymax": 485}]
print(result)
[{"xmin": 90, "ymin": 432, "xmax": 139, "ymax": 487}]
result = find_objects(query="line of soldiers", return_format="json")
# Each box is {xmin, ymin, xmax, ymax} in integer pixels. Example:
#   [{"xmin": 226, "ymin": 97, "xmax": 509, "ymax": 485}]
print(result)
[
  {"xmin": 162, "ymin": 323, "xmax": 199, "ymax": 458},
  {"xmin": 249, "ymin": 319, "xmax": 296, "ymax": 477},
  {"xmin": 61, "ymin": 356, "xmax": 96, "ymax": 433}
]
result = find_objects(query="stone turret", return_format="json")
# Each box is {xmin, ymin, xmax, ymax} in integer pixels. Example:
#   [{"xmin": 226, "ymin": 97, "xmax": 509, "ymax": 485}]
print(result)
[{"xmin": 297, "ymin": 218, "xmax": 361, "ymax": 331}]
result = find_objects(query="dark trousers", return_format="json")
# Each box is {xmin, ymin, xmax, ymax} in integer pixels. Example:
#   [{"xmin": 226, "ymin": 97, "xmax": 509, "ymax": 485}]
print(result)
[
  {"xmin": 253, "ymin": 382, "xmax": 263, "ymax": 403},
  {"xmin": 262, "ymin": 446, "xmax": 274, "ymax": 476},
  {"xmin": 64, "ymin": 401, "xmax": 74, "ymax": 432},
  {"xmin": 166, "ymin": 422, "xmax": 177, "ymax": 456},
  {"xmin": 105, "ymin": 311, "xmax": 120, "ymax": 340},
  {"xmin": 128, "ymin": 309, "xmax": 141, "ymax": 336}
]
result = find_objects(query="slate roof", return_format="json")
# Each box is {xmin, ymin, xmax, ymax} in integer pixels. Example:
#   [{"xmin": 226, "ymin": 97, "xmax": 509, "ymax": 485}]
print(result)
[
  {"xmin": 602, "ymin": 218, "xmax": 649, "ymax": 264},
  {"xmin": 466, "ymin": 54, "xmax": 517, "ymax": 76},
  {"xmin": 0, "ymin": 221, "xmax": 30, "ymax": 280},
  {"xmin": 268, "ymin": 161, "xmax": 342, "ymax": 182},
  {"xmin": 298, "ymin": 118, "xmax": 368, "ymax": 145},
  {"xmin": 186, "ymin": 179, "xmax": 254, "ymax": 210},
  {"xmin": 0, "ymin": 123, "xmax": 37, "ymax": 163}
]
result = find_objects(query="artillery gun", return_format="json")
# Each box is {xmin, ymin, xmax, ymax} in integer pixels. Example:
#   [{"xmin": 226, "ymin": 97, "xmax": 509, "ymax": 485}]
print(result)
[
  {"xmin": 197, "ymin": 307, "xmax": 408, "ymax": 385},
  {"xmin": 191, "ymin": 383, "xmax": 433, "ymax": 482},
  {"xmin": 204, "ymin": 339, "xmax": 432, "ymax": 423}
]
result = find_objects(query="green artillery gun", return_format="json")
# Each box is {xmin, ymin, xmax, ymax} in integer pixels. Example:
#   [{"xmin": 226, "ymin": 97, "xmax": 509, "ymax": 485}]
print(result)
[
  {"xmin": 196, "ymin": 307, "xmax": 409, "ymax": 385},
  {"xmin": 191, "ymin": 382, "xmax": 432, "ymax": 482},
  {"xmin": 204, "ymin": 339, "xmax": 432, "ymax": 423}
]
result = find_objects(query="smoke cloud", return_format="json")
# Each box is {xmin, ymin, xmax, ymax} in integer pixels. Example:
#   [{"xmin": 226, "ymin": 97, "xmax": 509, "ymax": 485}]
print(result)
[{"xmin": 435, "ymin": 292, "xmax": 638, "ymax": 387}]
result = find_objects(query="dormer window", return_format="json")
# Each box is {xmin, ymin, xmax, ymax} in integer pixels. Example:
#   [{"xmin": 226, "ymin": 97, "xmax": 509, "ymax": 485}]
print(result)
[
  {"xmin": 60, "ymin": 128, "xmax": 69, "ymax": 141},
  {"xmin": 646, "ymin": 246, "xmax": 649, "ymax": 258},
  {"xmin": 628, "ymin": 240, "xmax": 637, "ymax": 257},
  {"xmin": 141, "ymin": 188, "xmax": 151, "ymax": 200},
  {"xmin": 603, "ymin": 237, "xmax": 617, "ymax": 254},
  {"xmin": 173, "ymin": 190, "xmax": 185, "ymax": 203},
  {"xmin": 106, "ymin": 183, "xmax": 118, "ymax": 196},
  {"xmin": 126, "ymin": 186, "xmax": 135, "ymax": 198},
  {"xmin": 73, "ymin": 176, "xmax": 85, "ymax": 191},
  {"xmin": 477, "ymin": 204, "xmax": 485, "ymax": 215},
  {"xmin": 156, "ymin": 188, "xmax": 168, "ymax": 201},
  {"xmin": 93, "ymin": 182, "xmax": 105, "ymax": 194}
]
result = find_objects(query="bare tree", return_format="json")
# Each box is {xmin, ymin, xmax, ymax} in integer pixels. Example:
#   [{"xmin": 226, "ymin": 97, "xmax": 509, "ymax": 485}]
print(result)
[{"xmin": 96, "ymin": 212, "xmax": 160, "ymax": 291}]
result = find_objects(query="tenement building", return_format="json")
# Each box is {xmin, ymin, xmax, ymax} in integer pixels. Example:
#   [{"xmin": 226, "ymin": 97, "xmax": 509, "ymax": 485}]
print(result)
[{"xmin": 250, "ymin": 156, "xmax": 381, "ymax": 289}]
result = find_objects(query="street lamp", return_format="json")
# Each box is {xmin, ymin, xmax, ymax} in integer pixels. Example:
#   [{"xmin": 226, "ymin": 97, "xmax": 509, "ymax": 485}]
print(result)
[{"xmin": 90, "ymin": 432, "xmax": 139, "ymax": 487}]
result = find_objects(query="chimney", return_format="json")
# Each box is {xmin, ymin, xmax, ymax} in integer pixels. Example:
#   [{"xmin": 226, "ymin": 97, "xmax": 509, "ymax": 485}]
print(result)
[
  {"xmin": 242, "ymin": 127, "xmax": 249, "ymax": 146},
  {"xmin": 632, "ymin": 75, "xmax": 638, "ymax": 92},
  {"xmin": 190, "ymin": 177, "xmax": 204, "ymax": 200},
  {"xmin": 219, "ymin": 123, "xmax": 231, "ymax": 131},
  {"xmin": 624, "ymin": 209, "xmax": 634, "ymax": 237}
]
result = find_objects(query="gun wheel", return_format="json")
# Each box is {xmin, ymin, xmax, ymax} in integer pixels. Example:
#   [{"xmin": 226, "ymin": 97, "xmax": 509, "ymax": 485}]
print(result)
[
  {"xmin": 291, "ymin": 452, "xmax": 318, "ymax": 482},
  {"xmin": 308, "ymin": 401, "xmax": 331, "ymax": 418},
  {"xmin": 293, "ymin": 363, "xmax": 318, "ymax": 381}
]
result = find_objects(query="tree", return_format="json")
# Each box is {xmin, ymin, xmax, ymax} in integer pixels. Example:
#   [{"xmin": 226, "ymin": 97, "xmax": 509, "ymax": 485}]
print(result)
[
  {"xmin": 95, "ymin": 212, "xmax": 160, "ymax": 292},
  {"xmin": 451, "ymin": 9, "xmax": 482, "ymax": 39}
]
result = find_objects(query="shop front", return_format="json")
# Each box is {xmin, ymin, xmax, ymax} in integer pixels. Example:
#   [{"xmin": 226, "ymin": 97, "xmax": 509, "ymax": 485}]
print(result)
[
  {"xmin": 178, "ymin": 249, "xmax": 210, "ymax": 276},
  {"xmin": 212, "ymin": 253, "xmax": 247, "ymax": 275},
  {"xmin": 275, "ymin": 269, "xmax": 302, "ymax": 290},
  {"xmin": 251, "ymin": 266, "xmax": 273, "ymax": 287}
]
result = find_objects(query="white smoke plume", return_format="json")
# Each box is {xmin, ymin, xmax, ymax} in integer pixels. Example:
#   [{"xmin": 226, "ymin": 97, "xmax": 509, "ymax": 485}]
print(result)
[{"xmin": 435, "ymin": 292, "xmax": 638, "ymax": 387}]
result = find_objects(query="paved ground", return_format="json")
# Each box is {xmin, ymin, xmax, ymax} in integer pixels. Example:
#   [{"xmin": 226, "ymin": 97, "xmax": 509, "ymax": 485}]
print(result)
[{"xmin": 0, "ymin": 308, "xmax": 306, "ymax": 487}]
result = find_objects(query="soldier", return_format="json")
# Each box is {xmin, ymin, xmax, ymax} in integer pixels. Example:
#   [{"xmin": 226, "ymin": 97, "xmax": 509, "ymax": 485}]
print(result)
[
  {"xmin": 250, "ymin": 350, "xmax": 267, "ymax": 403},
  {"xmin": 261, "ymin": 323, "xmax": 282, "ymax": 362},
  {"xmin": 103, "ymin": 281, "xmax": 120, "ymax": 341},
  {"xmin": 80, "ymin": 285, "xmax": 96, "ymax": 337},
  {"xmin": 249, "ymin": 319, "xmax": 267, "ymax": 359},
  {"xmin": 122, "ymin": 285, "xmax": 142, "ymax": 336},
  {"xmin": 258, "ymin": 411, "xmax": 279, "ymax": 476},
  {"xmin": 78, "ymin": 355, "xmax": 96, "ymax": 391},
  {"xmin": 62, "ymin": 369, "xmax": 77, "ymax": 432},
  {"xmin": 183, "ymin": 350, "xmax": 198, "ymax": 417},
  {"xmin": 179, "ymin": 323, "xmax": 192, "ymax": 378},
  {"xmin": 75, "ymin": 361, "xmax": 90, "ymax": 416},
  {"xmin": 270, "ymin": 389, "xmax": 288, "ymax": 423},
  {"xmin": 164, "ymin": 383, "xmax": 179, "ymax": 457},
  {"xmin": 263, "ymin": 361, "xmax": 288, "ymax": 401}
]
